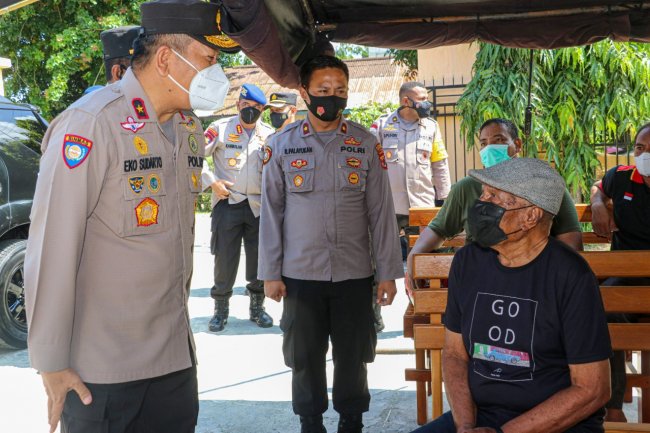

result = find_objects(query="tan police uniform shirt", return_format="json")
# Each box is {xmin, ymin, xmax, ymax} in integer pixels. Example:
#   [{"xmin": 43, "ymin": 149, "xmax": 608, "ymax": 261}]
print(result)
[
  {"xmin": 258, "ymin": 119, "xmax": 403, "ymax": 282},
  {"xmin": 371, "ymin": 111, "xmax": 451, "ymax": 215},
  {"xmin": 202, "ymin": 115, "xmax": 274, "ymax": 217},
  {"xmin": 25, "ymin": 68, "xmax": 203, "ymax": 383}
]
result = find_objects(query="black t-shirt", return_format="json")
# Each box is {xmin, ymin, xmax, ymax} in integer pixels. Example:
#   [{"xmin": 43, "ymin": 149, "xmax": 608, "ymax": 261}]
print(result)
[
  {"xmin": 445, "ymin": 238, "xmax": 611, "ymax": 432},
  {"xmin": 601, "ymin": 165, "xmax": 650, "ymax": 250}
]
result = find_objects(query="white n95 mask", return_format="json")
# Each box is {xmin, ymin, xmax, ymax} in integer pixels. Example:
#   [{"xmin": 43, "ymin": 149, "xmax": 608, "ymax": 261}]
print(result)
[
  {"xmin": 168, "ymin": 49, "xmax": 230, "ymax": 112},
  {"xmin": 635, "ymin": 152, "xmax": 650, "ymax": 177}
]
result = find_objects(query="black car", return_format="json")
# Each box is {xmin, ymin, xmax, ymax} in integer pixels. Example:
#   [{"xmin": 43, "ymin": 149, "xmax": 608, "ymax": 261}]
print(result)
[{"xmin": 0, "ymin": 95, "xmax": 47, "ymax": 349}]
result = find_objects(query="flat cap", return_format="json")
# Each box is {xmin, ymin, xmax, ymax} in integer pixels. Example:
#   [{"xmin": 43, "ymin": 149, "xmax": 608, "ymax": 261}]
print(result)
[
  {"xmin": 468, "ymin": 158, "xmax": 566, "ymax": 215},
  {"xmin": 240, "ymin": 84, "xmax": 266, "ymax": 105},
  {"xmin": 100, "ymin": 26, "xmax": 141, "ymax": 60},
  {"xmin": 140, "ymin": 0, "xmax": 240, "ymax": 53},
  {"xmin": 267, "ymin": 92, "xmax": 297, "ymax": 107}
]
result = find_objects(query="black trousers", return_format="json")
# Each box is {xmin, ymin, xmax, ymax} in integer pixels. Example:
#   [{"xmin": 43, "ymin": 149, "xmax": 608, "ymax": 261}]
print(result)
[
  {"xmin": 281, "ymin": 276, "xmax": 377, "ymax": 416},
  {"xmin": 210, "ymin": 199, "xmax": 263, "ymax": 299},
  {"xmin": 396, "ymin": 214, "xmax": 419, "ymax": 261},
  {"xmin": 61, "ymin": 366, "xmax": 198, "ymax": 433}
]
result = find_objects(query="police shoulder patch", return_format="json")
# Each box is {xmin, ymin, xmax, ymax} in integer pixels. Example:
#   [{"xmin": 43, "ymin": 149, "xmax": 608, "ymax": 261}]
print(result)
[
  {"xmin": 62, "ymin": 134, "xmax": 93, "ymax": 169},
  {"xmin": 375, "ymin": 143, "xmax": 387, "ymax": 170},
  {"xmin": 263, "ymin": 146, "xmax": 272, "ymax": 165}
]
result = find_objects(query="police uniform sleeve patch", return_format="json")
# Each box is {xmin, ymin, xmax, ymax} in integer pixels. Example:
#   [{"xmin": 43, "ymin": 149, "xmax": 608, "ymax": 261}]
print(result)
[
  {"xmin": 131, "ymin": 98, "xmax": 149, "ymax": 120},
  {"xmin": 62, "ymin": 134, "xmax": 93, "ymax": 169},
  {"xmin": 204, "ymin": 127, "xmax": 218, "ymax": 143},
  {"xmin": 375, "ymin": 143, "xmax": 387, "ymax": 170},
  {"xmin": 263, "ymin": 145, "xmax": 272, "ymax": 165}
]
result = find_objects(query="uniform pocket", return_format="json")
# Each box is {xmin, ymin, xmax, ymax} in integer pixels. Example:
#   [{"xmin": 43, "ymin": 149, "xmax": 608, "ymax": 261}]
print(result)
[
  {"xmin": 337, "ymin": 155, "xmax": 369, "ymax": 192},
  {"xmin": 416, "ymin": 139, "xmax": 433, "ymax": 165},
  {"xmin": 383, "ymin": 141, "xmax": 399, "ymax": 163},
  {"xmin": 121, "ymin": 172, "xmax": 167, "ymax": 237},
  {"xmin": 62, "ymin": 386, "xmax": 108, "ymax": 427},
  {"xmin": 224, "ymin": 148, "xmax": 243, "ymax": 170},
  {"xmin": 284, "ymin": 155, "xmax": 315, "ymax": 193},
  {"xmin": 280, "ymin": 309, "xmax": 297, "ymax": 368}
]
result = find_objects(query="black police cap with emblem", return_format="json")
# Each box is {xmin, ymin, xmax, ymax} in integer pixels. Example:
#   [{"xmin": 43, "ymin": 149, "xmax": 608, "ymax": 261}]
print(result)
[
  {"xmin": 140, "ymin": 0, "xmax": 241, "ymax": 54},
  {"xmin": 100, "ymin": 26, "xmax": 141, "ymax": 60}
]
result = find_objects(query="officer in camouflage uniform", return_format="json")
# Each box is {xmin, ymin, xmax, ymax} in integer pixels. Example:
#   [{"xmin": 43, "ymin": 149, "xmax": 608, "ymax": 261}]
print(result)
[
  {"xmin": 259, "ymin": 55, "xmax": 403, "ymax": 433},
  {"xmin": 202, "ymin": 83, "xmax": 275, "ymax": 332},
  {"xmin": 24, "ymin": 1, "xmax": 238, "ymax": 432}
]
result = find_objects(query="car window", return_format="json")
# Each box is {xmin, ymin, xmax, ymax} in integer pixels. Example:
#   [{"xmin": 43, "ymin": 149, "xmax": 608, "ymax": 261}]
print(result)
[{"xmin": 0, "ymin": 108, "xmax": 46, "ymax": 155}]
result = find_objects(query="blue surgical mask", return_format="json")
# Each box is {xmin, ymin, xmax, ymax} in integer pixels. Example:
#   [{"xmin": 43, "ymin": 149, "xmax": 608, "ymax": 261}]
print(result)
[{"xmin": 480, "ymin": 144, "xmax": 511, "ymax": 168}]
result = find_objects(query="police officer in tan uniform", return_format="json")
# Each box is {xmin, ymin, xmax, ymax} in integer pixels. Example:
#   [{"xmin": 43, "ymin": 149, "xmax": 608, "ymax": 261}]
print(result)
[
  {"xmin": 202, "ymin": 83, "xmax": 274, "ymax": 332},
  {"xmin": 25, "ymin": 1, "xmax": 238, "ymax": 432},
  {"xmin": 259, "ymin": 55, "xmax": 403, "ymax": 433},
  {"xmin": 100, "ymin": 25, "xmax": 141, "ymax": 84}
]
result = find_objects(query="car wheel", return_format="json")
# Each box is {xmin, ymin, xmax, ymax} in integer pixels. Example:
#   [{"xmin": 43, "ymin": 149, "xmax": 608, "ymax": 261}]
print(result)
[{"xmin": 0, "ymin": 239, "xmax": 28, "ymax": 349}]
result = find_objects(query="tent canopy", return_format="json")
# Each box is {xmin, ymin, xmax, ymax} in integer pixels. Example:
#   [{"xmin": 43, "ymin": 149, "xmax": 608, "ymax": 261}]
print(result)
[{"xmin": 220, "ymin": 0, "xmax": 650, "ymax": 88}]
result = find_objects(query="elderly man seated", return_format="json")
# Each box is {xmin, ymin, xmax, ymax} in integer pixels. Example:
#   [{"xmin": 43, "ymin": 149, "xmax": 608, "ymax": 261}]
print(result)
[{"xmin": 412, "ymin": 158, "xmax": 611, "ymax": 433}]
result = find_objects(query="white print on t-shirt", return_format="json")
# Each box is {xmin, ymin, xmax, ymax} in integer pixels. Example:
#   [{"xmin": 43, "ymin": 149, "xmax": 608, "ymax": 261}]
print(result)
[{"xmin": 469, "ymin": 292, "xmax": 538, "ymax": 382}]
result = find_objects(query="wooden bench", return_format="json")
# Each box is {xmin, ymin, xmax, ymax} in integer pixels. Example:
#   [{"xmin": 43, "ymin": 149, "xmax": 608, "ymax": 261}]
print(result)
[{"xmin": 408, "ymin": 250, "xmax": 650, "ymax": 429}]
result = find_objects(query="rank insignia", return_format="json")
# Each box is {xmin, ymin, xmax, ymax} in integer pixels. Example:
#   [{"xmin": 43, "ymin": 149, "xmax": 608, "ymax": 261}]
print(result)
[
  {"xmin": 120, "ymin": 116, "xmax": 145, "ymax": 133},
  {"xmin": 385, "ymin": 150, "xmax": 393, "ymax": 159},
  {"xmin": 346, "ymin": 157, "xmax": 361, "ymax": 168},
  {"xmin": 205, "ymin": 127, "xmax": 218, "ymax": 142},
  {"xmin": 147, "ymin": 173, "xmax": 161, "ymax": 194},
  {"xmin": 392, "ymin": 116, "xmax": 398, "ymax": 123},
  {"xmin": 184, "ymin": 117, "xmax": 197, "ymax": 132},
  {"xmin": 262, "ymin": 146, "xmax": 272, "ymax": 165},
  {"xmin": 133, "ymin": 136, "xmax": 148, "ymax": 155},
  {"xmin": 344, "ymin": 136, "xmax": 361, "ymax": 146},
  {"xmin": 129, "ymin": 176, "xmax": 145, "ymax": 194},
  {"xmin": 340, "ymin": 123, "xmax": 347, "ymax": 134},
  {"xmin": 236, "ymin": 124, "xmax": 243, "ymax": 135},
  {"xmin": 131, "ymin": 98, "xmax": 149, "ymax": 120},
  {"xmin": 291, "ymin": 159, "xmax": 308, "ymax": 169},
  {"xmin": 302, "ymin": 123, "xmax": 310, "ymax": 135},
  {"xmin": 293, "ymin": 174, "xmax": 304, "ymax": 187},
  {"xmin": 228, "ymin": 133, "xmax": 241, "ymax": 143},
  {"xmin": 191, "ymin": 172, "xmax": 199, "ymax": 188},
  {"xmin": 348, "ymin": 172, "xmax": 360, "ymax": 184},
  {"xmin": 375, "ymin": 143, "xmax": 387, "ymax": 170},
  {"xmin": 188, "ymin": 134, "xmax": 199, "ymax": 154},
  {"xmin": 228, "ymin": 158, "xmax": 238, "ymax": 167},
  {"xmin": 62, "ymin": 134, "xmax": 93, "ymax": 169},
  {"xmin": 383, "ymin": 124, "xmax": 397, "ymax": 132},
  {"xmin": 135, "ymin": 197, "xmax": 159, "ymax": 227}
]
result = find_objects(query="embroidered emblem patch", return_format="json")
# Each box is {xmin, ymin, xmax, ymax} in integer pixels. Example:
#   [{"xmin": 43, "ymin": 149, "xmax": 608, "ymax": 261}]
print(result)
[
  {"xmin": 133, "ymin": 136, "xmax": 148, "ymax": 155},
  {"xmin": 348, "ymin": 172, "xmax": 360, "ymax": 185},
  {"xmin": 228, "ymin": 158, "xmax": 238, "ymax": 167},
  {"xmin": 385, "ymin": 150, "xmax": 393, "ymax": 159},
  {"xmin": 191, "ymin": 172, "xmax": 199, "ymax": 188},
  {"xmin": 624, "ymin": 192, "xmax": 634, "ymax": 201},
  {"xmin": 147, "ymin": 173, "xmax": 161, "ymax": 194},
  {"xmin": 188, "ymin": 134, "xmax": 199, "ymax": 154},
  {"xmin": 120, "ymin": 116, "xmax": 145, "ymax": 133},
  {"xmin": 293, "ymin": 174, "xmax": 304, "ymax": 187},
  {"xmin": 129, "ymin": 176, "xmax": 145, "ymax": 193},
  {"xmin": 236, "ymin": 124, "xmax": 243, "ymax": 135},
  {"xmin": 62, "ymin": 134, "xmax": 93, "ymax": 169},
  {"xmin": 205, "ymin": 127, "xmax": 218, "ymax": 142},
  {"xmin": 131, "ymin": 98, "xmax": 149, "ymax": 120},
  {"xmin": 344, "ymin": 136, "xmax": 361, "ymax": 146},
  {"xmin": 375, "ymin": 143, "xmax": 387, "ymax": 170},
  {"xmin": 228, "ymin": 133, "xmax": 241, "ymax": 143},
  {"xmin": 183, "ymin": 117, "xmax": 197, "ymax": 132},
  {"xmin": 135, "ymin": 197, "xmax": 159, "ymax": 227},
  {"xmin": 392, "ymin": 116, "xmax": 398, "ymax": 122},
  {"xmin": 263, "ymin": 146, "xmax": 272, "ymax": 165},
  {"xmin": 383, "ymin": 124, "xmax": 397, "ymax": 132},
  {"xmin": 291, "ymin": 159, "xmax": 308, "ymax": 169},
  {"xmin": 302, "ymin": 123, "xmax": 310, "ymax": 135},
  {"xmin": 346, "ymin": 157, "xmax": 361, "ymax": 168}
]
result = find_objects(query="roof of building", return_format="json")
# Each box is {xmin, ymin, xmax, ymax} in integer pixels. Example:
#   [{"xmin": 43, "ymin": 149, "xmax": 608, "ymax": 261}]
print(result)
[{"xmin": 201, "ymin": 56, "xmax": 408, "ymax": 118}]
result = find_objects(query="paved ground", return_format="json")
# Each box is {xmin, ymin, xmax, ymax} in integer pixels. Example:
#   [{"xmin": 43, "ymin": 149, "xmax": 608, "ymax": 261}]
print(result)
[{"xmin": 0, "ymin": 214, "xmax": 423, "ymax": 433}]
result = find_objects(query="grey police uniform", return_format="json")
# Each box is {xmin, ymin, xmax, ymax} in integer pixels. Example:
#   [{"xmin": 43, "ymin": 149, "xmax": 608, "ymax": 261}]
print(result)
[
  {"xmin": 202, "ymin": 115, "xmax": 273, "ymax": 300},
  {"xmin": 26, "ymin": 68, "xmax": 202, "ymax": 382},
  {"xmin": 258, "ymin": 119, "xmax": 403, "ymax": 416}
]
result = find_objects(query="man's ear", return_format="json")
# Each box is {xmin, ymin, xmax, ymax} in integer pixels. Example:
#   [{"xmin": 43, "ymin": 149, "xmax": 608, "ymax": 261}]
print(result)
[
  {"xmin": 155, "ymin": 45, "xmax": 173, "ymax": 77},
  {"xmin": 110, "ymin": 64, "xmax": 123, "ymax": 82},
  {"xmin": 513, "ymin": 138, "xmax": 524, "ymax": 155},
  {"xmin": 521, "ymin": 206, "xmax": 544, "ymax": 231},
  {"xmin": 299, "ymin": 86, "xmax": 309, "ymax": 105}
]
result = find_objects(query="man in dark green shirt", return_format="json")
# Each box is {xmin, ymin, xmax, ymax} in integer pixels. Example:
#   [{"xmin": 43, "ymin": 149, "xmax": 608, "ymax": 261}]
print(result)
[{"xmin": 406, "ymin": 118, "xmax": 583, "ymax": 288}]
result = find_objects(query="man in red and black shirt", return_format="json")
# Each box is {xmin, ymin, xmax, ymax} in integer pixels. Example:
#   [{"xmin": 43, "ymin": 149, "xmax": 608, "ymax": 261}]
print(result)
[{"xmin": 591, "ymin": 122, "xmax": 650, "ymax": 422}]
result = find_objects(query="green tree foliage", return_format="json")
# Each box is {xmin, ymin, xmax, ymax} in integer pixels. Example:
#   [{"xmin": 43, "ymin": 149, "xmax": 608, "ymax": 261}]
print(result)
[
  {"xmin": 0, "ymin": 0, "xmax": 250, "ymax": 119},
  {"xmin": 346, "ymin": 101, "xmax": 398, "ymax": 129},
  {"xmin": 335, "ymin": 43, "xmax": 369, "ymax": 60},
  {"xmin": 386, "ymin": 49, "xmax": 418, "ymax": 79},
  {"xmin": 457, "ymin": 41, "xmax": 650, "ymax": 199}
]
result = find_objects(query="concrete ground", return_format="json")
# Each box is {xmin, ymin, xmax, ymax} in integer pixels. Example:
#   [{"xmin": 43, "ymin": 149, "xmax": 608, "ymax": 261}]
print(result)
[{"xmin": 0, "ymin": 214, "xmax": 422, "ymax": 433}]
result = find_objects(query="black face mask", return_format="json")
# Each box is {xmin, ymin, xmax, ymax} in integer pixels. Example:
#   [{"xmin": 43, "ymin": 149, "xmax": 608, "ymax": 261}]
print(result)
[
  {"xmin": 240, "ymin": 106, "xmax": 262, "ymax": 124},
  {"xmin": 467, "ymin": 200, "xmax": 533, "ymax": 248},
  {"xmin": 305, "ymin": 92, "xmax": 347, "ymax": 122},
  {"xmin": 401, "ymin": 97, "xmax": 432, "ymax": 119},
  {"xmin": 270, "ymin": 111, "xmax": 289, "ymax": 129}
]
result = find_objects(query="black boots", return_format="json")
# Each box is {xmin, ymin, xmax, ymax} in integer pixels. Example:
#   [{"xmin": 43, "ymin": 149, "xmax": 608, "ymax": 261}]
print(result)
[
  {"xmin": 208, "ymin": 299, "xmax": 229, "ymax": 332},
  {"xmin": 249, "ymin": 290, "xmax": 273, "ymax": 328},
  {"xmin": 300, "ymin": 415, "xmax": 326, "ymax": 433},
  {"xmin": 337, "ymin": 414, "xmax": 363, "ymax": 433}
]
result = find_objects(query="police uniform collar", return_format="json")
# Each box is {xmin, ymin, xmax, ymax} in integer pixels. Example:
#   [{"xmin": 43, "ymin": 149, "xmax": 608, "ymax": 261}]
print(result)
[
  {"xmin": 394, "ymin": 110, "xmax": 420, "ymax": 131},
  {"xmin": 120, "ymin": 68, "xmax": 159, "ymax": 123},
  {"xmin": 631, "ymin": 167, "xmax": 645, "ymax": 185}
]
